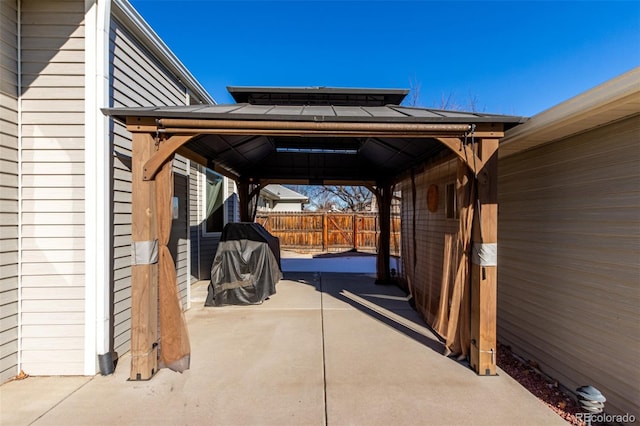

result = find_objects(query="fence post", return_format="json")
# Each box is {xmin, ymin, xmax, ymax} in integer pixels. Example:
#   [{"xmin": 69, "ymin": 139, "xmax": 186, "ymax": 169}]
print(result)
[
  {"xmin": 322, "ymin": 213, "xmax": 328, "ymax": 251},
  {"xmin": 353, "ymin": 214, "xmax": 358, "ymax": 250}
]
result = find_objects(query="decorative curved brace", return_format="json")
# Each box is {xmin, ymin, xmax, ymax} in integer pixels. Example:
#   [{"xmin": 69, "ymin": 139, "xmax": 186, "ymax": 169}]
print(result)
[
  {"xmin": 435, "ymin": 137, "xmax": 485, "ymax": 175},
  {"xmin": 143, "ymin": 134, "xmax": 196, "ymax": 181}
]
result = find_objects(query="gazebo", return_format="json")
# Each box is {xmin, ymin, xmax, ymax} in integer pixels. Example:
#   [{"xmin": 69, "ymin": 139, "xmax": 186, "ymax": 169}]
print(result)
[{"xmin": 105, "ymin": 87, "xmax": 526, "ymax": 381}]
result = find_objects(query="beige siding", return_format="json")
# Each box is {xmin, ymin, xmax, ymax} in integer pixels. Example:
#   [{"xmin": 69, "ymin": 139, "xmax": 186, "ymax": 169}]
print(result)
[
  {"xmin": 398, "ymin": 160, "xmax": 458, "ymax": 324},
  {"xmin": 109, "ymin": 17, "xmax": 194, "ymax": 356},
  {"xmin": 0, "ymin": 0, "xmax": 19, "ymax": 383},
  {"xmin": 19, "ymin": 0, "xmax": 86, "ymax": 376},
  {"xmin": 497, "ymin": 115, "xmax": 640, "ymax": 417}
]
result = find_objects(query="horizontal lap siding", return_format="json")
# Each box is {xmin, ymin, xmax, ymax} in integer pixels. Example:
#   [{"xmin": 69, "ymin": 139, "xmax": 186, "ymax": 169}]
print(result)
[
  {"xmin": 399, "ymin": 161, "xmax": 458, "ymax": 325},
  {"xmin": 189, "ymin": 163, "xmax": 226, "ymax": 281},
  {"xmin": 171, "ymin": 172, "xmax": 188, "ymax": 308},
  {"xmin": 0, "ymin": 0, "xmax": 19, "ymax": 383},
  {"xmin": 109, "ymin": 18, "xmax": 192, "ymax": 357},
  {"xmin": 19, "ymin": 0, "xmax": 85, "ymax": 376},
  {"xmin": 189, "ymin": 162, "xmax": 200, "ymax": 283},
  {"xmin": 497, "ymin": 115, "xmax": 640, "ymax": 417},
  {"xmin": 198, "ymin": 168, "xmax": 219, "ymax": 280},
  {"xmin": 227, "ymin": 179, "xmax": 238, "ymax": 223}
]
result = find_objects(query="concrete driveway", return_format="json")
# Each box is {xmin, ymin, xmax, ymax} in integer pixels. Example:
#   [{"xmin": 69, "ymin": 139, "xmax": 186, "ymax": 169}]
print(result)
[{"xmin": 1, "ymin": 272, "xmax": 564, "ymax": 426}]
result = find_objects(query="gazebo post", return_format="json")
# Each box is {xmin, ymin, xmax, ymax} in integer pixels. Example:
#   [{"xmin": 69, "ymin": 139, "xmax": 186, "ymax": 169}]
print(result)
[
  {"xmin": 238, "ymin": 179, "xmax": 250, "ymax": 222},
  {"xmin": 470, "ymin": 138, "xmax": 499, "ymax": 376},
  {"xmin": 129, "ymin": 131, "xmax": 159, "ymax": 380},
  {"xmin": 375, "ymin": 183, "xmax": 392, "ymax": 284}
]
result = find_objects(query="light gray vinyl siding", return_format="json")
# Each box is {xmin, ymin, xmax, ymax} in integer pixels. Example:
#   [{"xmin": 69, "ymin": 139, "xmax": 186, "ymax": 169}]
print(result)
[
  {"xmin": 196, "ymin": 227, "xmax": 218, "ymax": 281},
  {"xmin": 188, "ymin": 163, "xmax": 238, "ymax": 281},
  {"xmin": 189, "ymin": 162, "xmax": 200, "ymax": 283},
  {"xmin": 109, "ymin": 17, "xmax": 194, "ymax": 356},
  {"xmin": 0, "ymin": 0, "xmax": 19, "ymax": 383},
  {"xmin": 171, "ymin": 167, "xmax": 189, "ymax": 308},
  {"xmin": 227, "ymin": 179, "xmax": 239, "ymax": 223},
  {"xmin": 18, "ymin": 0, "xmax": 86, "ymax": 376},
  {"xmin": 497, "ymin": 115, "xmax": 640, "ymax": 417}
]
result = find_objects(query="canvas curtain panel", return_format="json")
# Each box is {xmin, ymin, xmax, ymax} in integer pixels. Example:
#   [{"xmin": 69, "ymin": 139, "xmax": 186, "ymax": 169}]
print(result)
[{"xmin": 156, "ymin": 159, "xmax": 191, "ymax": 372}]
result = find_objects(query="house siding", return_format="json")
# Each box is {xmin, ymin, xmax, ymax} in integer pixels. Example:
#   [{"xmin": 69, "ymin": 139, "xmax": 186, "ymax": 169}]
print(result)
[
  {"xmin": 171, "ymin": 167, "xmax": 189, "ymax": 309},
  {"xmin": 189, "ymin": 161, "xmax": 200, "ymax": 283},
  {"xmin": 188, "ymin": 163, "xmax": 238, "ymax": 281},
  {"xmin": 227, "ymin": 178, "xmax": 238, "ymax": 223},
  {"xmin": 189, "ymin": 163, "xmax": 219, "ymax": 280},
  {"xmin": 497, "ymin": 115, "xmax": 640, "ymax": 417},
  {"xmin": 0, "ymin": 0, "xmax": 19, "ymax": 383},
  {"xmin": 19, "ymin": 0, "xmax": 86, "ymax": 376},
  {"xmin": 108, "ymin": 16, "xmax": 194, "ymax": 356}
]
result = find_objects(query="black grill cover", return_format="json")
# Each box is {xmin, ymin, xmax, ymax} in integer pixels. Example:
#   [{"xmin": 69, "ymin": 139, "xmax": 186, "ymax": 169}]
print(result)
[{"xmin": 205, "ymin": 223, "xmax": 282, "ymax": 306}]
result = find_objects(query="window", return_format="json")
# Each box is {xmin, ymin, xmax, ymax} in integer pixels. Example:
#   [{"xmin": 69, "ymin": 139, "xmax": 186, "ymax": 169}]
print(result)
[
  {"xmin": 445, "ymin": 182, "xmax": 459, "ymax": 219},
  {"xmin": 204, "ymin": 168, "xmax": 225, "ymax": 234}
]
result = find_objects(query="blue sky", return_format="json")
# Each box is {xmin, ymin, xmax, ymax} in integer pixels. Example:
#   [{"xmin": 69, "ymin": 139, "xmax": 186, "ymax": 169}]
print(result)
[{"xmin": 129, "ymin": 1, "xmax": 639, "ymax": 116}]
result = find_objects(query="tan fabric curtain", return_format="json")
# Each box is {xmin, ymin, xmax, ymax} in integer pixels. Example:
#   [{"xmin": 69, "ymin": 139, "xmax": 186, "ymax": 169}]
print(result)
[
  {"xmin": 156, "ymin": 158, "xmax": 191, "ymax": 372},
  {"xmin": 433, "ymin": 159, "xmax": 475, "ymax": 357},
  {"xmin": 433, "ymin": 234, "xmax": 454, "ymax": 336}
]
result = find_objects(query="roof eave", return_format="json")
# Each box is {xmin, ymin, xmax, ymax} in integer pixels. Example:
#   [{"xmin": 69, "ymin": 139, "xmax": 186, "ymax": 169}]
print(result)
[
  {"xmin": 500, "ymin": 67, "xmax": 640, "ymax": 158},
  {"xmin": 102, "ymin": 105, "xmax": 526, "ymax": 126},
  {"xmin": 111, "ymin": 0, "xmax": 215, "ymax": 104}
]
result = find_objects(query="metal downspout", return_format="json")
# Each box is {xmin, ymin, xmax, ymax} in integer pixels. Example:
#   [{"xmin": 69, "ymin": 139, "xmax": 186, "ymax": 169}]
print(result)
[{"xmin": 17, "ymin": 0, "xmax": 23, "ymax": 377}]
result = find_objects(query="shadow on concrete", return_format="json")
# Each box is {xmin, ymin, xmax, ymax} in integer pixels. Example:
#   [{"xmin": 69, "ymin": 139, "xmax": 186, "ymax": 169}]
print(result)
[{"xmin": 284, "ymin": 271, "xmax": 446, "ymax": 356}]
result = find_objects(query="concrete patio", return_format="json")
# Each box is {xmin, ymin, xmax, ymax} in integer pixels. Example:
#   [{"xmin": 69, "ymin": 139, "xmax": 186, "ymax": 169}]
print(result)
[{"xmin": 1, "ymin": 272, "xmax": 564, "ymax": 426}]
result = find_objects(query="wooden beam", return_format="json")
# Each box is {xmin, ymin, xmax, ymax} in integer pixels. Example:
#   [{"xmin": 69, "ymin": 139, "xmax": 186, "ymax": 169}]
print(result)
[
  {"xmin": 143, "ymin": 135, "xmax": 195, "ymax": 181},
  {"xmin": 472, "ymin": 123, "xmax": 504, "ymax": 138},
  {"xmin": 470, "ymin": 138, "xmax": 499, "ymax": 376},
  {"xmin": 436, "ymin": 138, "xmax": 485, "ymax": 175},
  {"xmin": 127, "ymin": 117, "xmax": 503, "ymax": 139},
  {"xmin": 212, "ymin": 163, "xmax": 240, "ymax": 182},
  {"xmin": 130, "ymin": 132, "xmax": 159, "ymax": 380},
  {"xmin": 159, "ymin": 118, "xmax": 472, "ymax": 134},
  {"xmin": 176, "ymin": 146, "xmax": 207, "ymax": 167},
  {"xmin": 126, "ymin": 116, "xmax": 157, "ymax": 133},
  {"xmin": 159, "ymin": 128, "xmax": 493, "ymax": 138}
]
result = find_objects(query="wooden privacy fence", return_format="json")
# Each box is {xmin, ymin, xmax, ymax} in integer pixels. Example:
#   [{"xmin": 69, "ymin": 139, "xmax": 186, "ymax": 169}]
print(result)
[{"xmin": 256, "ymin": 212, "xmax": 401, "ymax": 255}]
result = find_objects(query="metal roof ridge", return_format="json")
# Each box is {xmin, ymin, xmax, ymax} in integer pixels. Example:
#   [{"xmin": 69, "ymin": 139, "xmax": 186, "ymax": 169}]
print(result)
[
  {"xmin": 386, "ymin": 105, "xmax": 413, "ymax": 117},
  {"xmin": 398, "ymin": 105, "xmax": 467, "ymax": 117},
  {"xmin": 360, "ymin": 106, "xmax": 375, "ymax": 117}
]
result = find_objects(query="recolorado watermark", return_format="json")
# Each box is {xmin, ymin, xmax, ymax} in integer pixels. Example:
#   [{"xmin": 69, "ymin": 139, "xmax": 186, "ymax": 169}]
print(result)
[{"xmin": 575, "ymin": 412, "xmax": 636, "ymax": 424}]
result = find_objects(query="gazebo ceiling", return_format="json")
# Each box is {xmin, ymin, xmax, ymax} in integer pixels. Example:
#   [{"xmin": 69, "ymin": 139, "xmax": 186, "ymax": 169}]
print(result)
[
  {"xmin": 183, "ymin": 133, "xmax": 449, "ymax": 183},
  {"xmin": 105, "ymin": 87, "xmax": 527, "ymax": 184}
]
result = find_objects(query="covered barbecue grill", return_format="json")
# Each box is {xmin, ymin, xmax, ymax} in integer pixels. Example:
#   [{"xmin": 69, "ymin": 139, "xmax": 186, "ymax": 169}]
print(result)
[{"xmin": 205, "ymin": 223, "xmax": 282, "ymax": 306}]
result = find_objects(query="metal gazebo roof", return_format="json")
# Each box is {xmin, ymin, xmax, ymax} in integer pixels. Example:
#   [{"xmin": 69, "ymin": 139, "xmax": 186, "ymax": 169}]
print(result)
[
  {"xmin": 227, "ymin": 86, "xmax": 410, "ymax": 106},
  {"xmin": 105, "ymin": 87, "xmax": 527, "ymax": 184}
]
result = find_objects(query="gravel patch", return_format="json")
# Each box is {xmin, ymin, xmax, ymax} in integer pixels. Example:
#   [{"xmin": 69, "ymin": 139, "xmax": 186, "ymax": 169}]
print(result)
[{"xmin": 497, "ymin": 343, "xmax": 598, "ymax": 426}]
